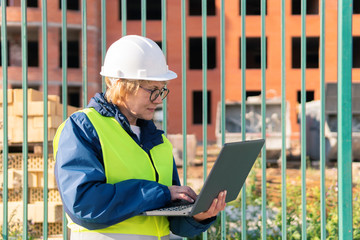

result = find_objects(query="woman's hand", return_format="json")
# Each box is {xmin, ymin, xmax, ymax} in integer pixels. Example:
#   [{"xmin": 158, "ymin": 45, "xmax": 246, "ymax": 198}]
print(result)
[
  {"xmin": 168, "ymin": 185, "xmax": 197, "ymax": 203},
  {"xmin": 193, "ymin": 190, "xmax": 227, "ymax": 222}
]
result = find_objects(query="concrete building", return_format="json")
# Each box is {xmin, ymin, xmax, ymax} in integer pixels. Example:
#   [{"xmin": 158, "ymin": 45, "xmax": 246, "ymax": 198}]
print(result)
[{"xmin": 2, "ymin": 0, "xmax": 360, "ymax": 143}]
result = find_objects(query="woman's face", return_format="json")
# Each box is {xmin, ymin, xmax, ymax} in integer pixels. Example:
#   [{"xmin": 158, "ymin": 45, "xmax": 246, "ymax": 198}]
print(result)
[{"xmin": 118, "ymin": 81, "xmax": 166, "ymax": 125}]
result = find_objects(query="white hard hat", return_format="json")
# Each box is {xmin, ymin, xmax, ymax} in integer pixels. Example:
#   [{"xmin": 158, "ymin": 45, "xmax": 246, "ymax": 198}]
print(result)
[{"xmin": 100, "ymin": 35, "xmax": 177, "ymax": 81}]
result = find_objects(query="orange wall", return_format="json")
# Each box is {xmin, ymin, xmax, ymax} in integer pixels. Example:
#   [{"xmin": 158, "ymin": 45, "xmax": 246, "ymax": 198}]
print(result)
[
  {"xmin": 105, "ymin": 0, "xmax": 359, "ymax": 142},
  {"xmin": 106, "ymin": 0, "xmax": 360, "ymax": 142},
  {"xmin": 2, "ymin": 1, "xmax": 360, "ymax": 143}
]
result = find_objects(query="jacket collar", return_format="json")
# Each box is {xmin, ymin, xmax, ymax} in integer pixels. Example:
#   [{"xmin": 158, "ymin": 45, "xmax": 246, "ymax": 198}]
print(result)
[{"xmin": 87, "ymin": 93, "xmax": 164, "ymax": 149}]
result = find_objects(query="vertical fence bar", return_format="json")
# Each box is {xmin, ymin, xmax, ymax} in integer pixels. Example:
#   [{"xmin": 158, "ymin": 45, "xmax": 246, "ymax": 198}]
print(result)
[
  {"xmin": 181, "ymin": 0, "xmax": 187, "ymax": 191},
  {"xmin": 61, "ymin": 0, "xmax": 68, "ymax": 120},
  {"xmin": 141, "ymin": 0, "xmax": 146, "ymax": 36},
  {"xmin": 82, "ymin": 0, "xmax": 88, "ymax": 107},
  {"xmin": 300, "ymin": 0, "xmax": 307, "ymax": 238},
  {"xmin": 41, "ymin": 0, "xmax": 49, "ymax": 238},
  {"xmin": 337, "ymin": 0, "xmax": 353, "ymax": 239},
  {"xmin": 61, "ymin": 0, "xmax": 68, "ymax": 119},
  {"xmin": 181, "ymin": 2, "xmax": 188, "ymax": 239},
  {"xmin": 161, "ymin": 0, "xmax": 167, "ymax": 134},
  {"xmin": 319, "ymin": 0, "xmax": 326, "ymax": 239},
  {"xmin": 121, "ymin": 0, "xmax": 127, "ymax": 36},
  {"xmin": 1, "ymin": 1, "xmax": 9, "ymax": 239},
  {"xmin": 61, "ymin": 0, "xmax": 68, "ymax": 238},
  {"xmin": 101, "ymin": 0, "xmax": 106, "ymax": 92},
  {"xmin": 240, "ymin": 0, "xmax": 247, "ymax": 238},
  {"xmin": 220, "ymin": 0, "xmax": 226, "ymax": 238},
  {"xmin": 201, "ymin": 0, "xmax": 208, "ymax": 239},
  {"xmin": 8, "ymin": 1, "xmax": 356, "ymax": 239},
  {"xmin": 280, "ymin": 0, "xmax": 287, "ymax": 238},
  {"xmin": 260, "ymin": 0, "xmax": 267, "ymax": 239},
  {"xmin": 21, "ymin": 0, "xmax": 29, "ymax": 238}
]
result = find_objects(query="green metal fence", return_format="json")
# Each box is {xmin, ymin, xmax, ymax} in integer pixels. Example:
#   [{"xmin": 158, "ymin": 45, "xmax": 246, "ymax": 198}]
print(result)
[{"xmin": 0, "ymin": 0, "xmax": 355, "ymax": 239}]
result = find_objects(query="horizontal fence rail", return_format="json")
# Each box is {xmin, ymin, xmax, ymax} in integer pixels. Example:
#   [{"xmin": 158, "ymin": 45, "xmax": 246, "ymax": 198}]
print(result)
[{"xmin": 0, "ymin": 1, "xmax": 356, "ymax": 239}]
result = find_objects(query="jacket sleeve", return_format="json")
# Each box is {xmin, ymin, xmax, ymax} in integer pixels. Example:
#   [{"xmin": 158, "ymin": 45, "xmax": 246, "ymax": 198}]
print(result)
[
  {"xmin": 54, "ymin": 112, "xmax": 171, "ymax": 230},
  {"xmin": 168, "ymin": 161, "xmax": 216, "ymax": 237}
]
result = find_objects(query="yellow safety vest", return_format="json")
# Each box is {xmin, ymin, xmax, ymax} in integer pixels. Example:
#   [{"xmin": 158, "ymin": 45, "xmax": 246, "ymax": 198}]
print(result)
[{"xmin": 54, "ymin": 108, "xmax": 174, "ymax": 239}]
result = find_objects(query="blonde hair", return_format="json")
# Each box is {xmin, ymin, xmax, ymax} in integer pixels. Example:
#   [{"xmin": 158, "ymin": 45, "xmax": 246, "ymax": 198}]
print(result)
[{"xmin": 104, "ymin": 77, "xmax": 166, "ymax": 105}]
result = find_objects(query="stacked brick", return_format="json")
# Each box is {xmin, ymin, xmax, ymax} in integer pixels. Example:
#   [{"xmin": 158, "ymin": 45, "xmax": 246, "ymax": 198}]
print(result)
[
  {"xmin": 0, "ymin": 89, "xmax": 78, "ymax": 144},
  {"xmin": 0, "ymin": 89, "xmax": 80, "ymax": 238}
]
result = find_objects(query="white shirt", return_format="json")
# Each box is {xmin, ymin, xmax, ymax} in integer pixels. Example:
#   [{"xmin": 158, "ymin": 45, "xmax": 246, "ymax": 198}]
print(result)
[{"xmin": 130, "ymin": 125, "xmax": 141, "ymax": 141}]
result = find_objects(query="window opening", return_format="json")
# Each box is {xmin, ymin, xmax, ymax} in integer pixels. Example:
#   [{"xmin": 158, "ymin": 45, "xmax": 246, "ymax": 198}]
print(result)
[
  {"xmin": 292, "ymin": 37, "xmax": 319, "ymax": 69},
  {"xmin": 193, "ymin": 90, "xmax": 212, "ymax": 124},
  {"xmin": 189, "ymin": 0, "xmax": 215, "ymax": 16},
  {"xmin": 8, "ymin": 31, "xmax": 22, "ymax": 67},
  {"xmin": 292, "ymin": 0, "xmax": 319, "ymax": 15},
  {"xmin": 7, "ymin": 27, "xmax": 38, "ymax": 67},
  {"xmin": 189, "ymin": 37, "xmax": 216, "ymax": 69},
  {"xmin": 28, "ymin": 41, "xmax": 39, "ymax": 67},
  {"xmin": 59, "ymin": 0, "xmax": 79, "ymax": 10},
  {"xmin": 28, "ymin": 0, "xmax": 38, "ymax": 7},
  {"xmin": 354, "ymin": 1, "xmax": 360, "ymax": 14},
  {"xmin": 246, "ymin": 91, "xmax": 261, "ymax": 100},
  {"xmin": 297, "ymin": 90, "xmax": 314, "ymax": 103},
  {"xmin": 59, "ymin": 41, "xmax": 80, "ymax": 68},
  {"xmin": 0, "ymin": 0, "xmax": 38, "ymax": 6},
  {"xmin": 353, "ymin": 37, "xmax": 360, "ymax": 68},
  {"xmin": 239, "ymin": 0, "xmax": 267, "ymax": 15},
  {"xmin": 59, "ymin": 29, "xmax": 80, "ymax": 69},
  {"xmin": 239, "ymin": 37, "xmax": 267, "ymax": 69},
  {"xmin": 60, "ymin": 86, "xmax": 82, "ymax": 107},
  {"xmin": 119, "ymin": 0, "xmax": 161, "ymax": 20},
  {"xmin": 155, "ymin": 41, "xmax": 162, "ymax": 50}
]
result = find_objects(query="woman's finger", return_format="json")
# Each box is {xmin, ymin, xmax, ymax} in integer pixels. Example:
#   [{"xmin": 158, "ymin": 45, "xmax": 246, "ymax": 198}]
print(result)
[
  {"xmin": 186, "ymin": 186, "xmax": 198, "ymax": 199},
  {"xmin": 193, "ymin": 190, "xmax": 227, "ymax": 222},
  {"xmin": 168, "ymin": 185, "xmax": 198, "ymax": 202},
  {"xmin": 212, "ymin": 191, "xmax": 225, "ymax": 212},
  {"xmin": 217, "ymin": 190, "xmax": 227, "ymax": 210}
]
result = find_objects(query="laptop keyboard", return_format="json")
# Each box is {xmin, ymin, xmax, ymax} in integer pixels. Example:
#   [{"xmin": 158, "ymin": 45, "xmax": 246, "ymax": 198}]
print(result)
[
  {"xmin": 158, "ymin": 204, "xmax": 193, "ymax": 212},
  {"xmin": 160, "ymin": 199, "xmax": 194, "ymax": 212}
]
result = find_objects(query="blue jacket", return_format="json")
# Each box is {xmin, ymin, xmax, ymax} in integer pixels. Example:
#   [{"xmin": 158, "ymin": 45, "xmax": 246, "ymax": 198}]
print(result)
[{"xmin": 54, "ymin": 93, "xmax": 215, "ymax": 237}]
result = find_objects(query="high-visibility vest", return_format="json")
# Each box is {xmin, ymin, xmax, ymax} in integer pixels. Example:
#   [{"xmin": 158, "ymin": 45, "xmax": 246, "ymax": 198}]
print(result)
[{"xmin": 54, "ymin": 108, "xmax": 174, "ymax": 239}]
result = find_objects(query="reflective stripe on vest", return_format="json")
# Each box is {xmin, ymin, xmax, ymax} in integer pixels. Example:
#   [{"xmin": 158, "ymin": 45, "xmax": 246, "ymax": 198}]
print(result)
[
  {"xmin": 70, "ymin": 232, "xmax": 170, "ymax": 240},
  {"xmin": 54, "ymin": 108, "xmax": 173, "ymax": 238}
]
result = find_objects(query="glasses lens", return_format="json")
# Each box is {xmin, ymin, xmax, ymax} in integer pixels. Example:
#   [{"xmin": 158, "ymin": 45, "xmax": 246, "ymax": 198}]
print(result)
[
  {"xmin": 149, "ymin": 88, "xmax": 170, "ymax": 102},
  {"xmin": 160, "ymin": 88, "xmax": 169, "ymax": 100},
  {"xmin": 150, "ymin": 89, "xmax": 161, "ymax": 102}
]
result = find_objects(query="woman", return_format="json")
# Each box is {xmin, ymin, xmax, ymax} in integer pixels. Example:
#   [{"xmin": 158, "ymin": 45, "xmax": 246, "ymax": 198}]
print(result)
[{"xmin": 54, "ymin": 35, "xmax": 226, "ymax": 240}]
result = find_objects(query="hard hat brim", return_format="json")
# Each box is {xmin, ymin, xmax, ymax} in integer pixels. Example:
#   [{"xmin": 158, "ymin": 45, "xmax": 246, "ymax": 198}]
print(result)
[{"xmin": 100, "ymin": 69, "xmax": 177, "ymax": 81}]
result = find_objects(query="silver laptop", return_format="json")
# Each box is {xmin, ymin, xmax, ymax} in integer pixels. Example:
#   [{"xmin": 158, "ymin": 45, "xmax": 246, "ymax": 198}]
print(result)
[{"xmin": 141, "ymin": 139, "xmax": 265, "ymax": 217}]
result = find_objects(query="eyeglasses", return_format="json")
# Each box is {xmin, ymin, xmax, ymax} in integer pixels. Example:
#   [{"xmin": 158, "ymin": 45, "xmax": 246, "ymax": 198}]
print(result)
[{"xmin": 139, "ymin": 85, "xmax": 170, "ymax": 102}]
